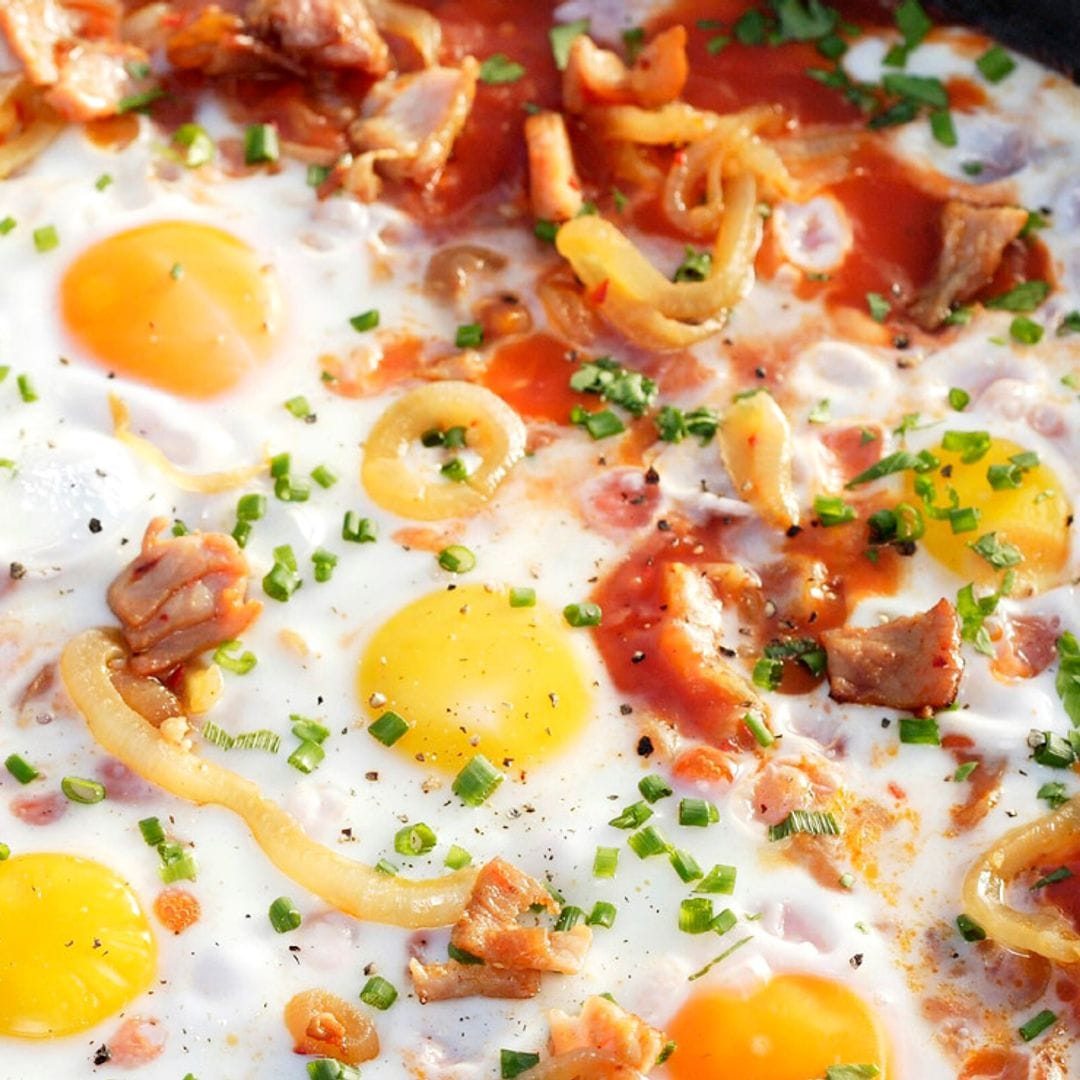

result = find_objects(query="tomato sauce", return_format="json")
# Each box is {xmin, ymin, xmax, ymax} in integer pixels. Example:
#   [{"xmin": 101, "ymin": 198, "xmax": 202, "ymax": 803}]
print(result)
[
  {"xmin": 483, "ymin": 332, "xmax": 584, "ymax": 423},
  {"xmin": 1035, "ymin": 853, "xmax": 1080, "ymax": 932}
]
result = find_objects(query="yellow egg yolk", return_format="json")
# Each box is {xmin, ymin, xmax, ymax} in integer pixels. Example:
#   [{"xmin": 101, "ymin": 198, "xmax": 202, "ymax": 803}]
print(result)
[
  {"xmin": 60, "ymin": 220, "xmax": 282, "ymax": 398},
  {"xmin": 358, "ymin": 585, "xmax": 591, "ymax": 772},
  {"xmin": 910, "ymin": 436, "xmax": 1070, "ymax": 593},
  {"xmin": 667, "ymin": 973, "xmax": 890, "ymax": 1080},
  {"xmin": 0, "ymin": 852, "xmax": 157, "ymax": 1038}
]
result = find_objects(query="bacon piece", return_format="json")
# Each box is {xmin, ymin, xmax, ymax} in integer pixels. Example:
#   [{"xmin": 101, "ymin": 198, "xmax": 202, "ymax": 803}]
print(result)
[
  {"xmin": 526, "ymin": 110, "xmax": 583, "ymax": 222},
  {"xmin": 407, "ymin": 958, "xmax": 541, "ymax": 1003},
  {"xmin": 349, "ymin": 59, "xmax": 478, "ymax": 189},
  {"xmin": 909, "ymin": 201, "xmax": 1028, "ymax": 330},
  {"xmin": 107, "ymin": 1017, "xmax": 166, "ymax": 1067},
  {"xmin": 165, "ymin": 7, "xmax": 300, "ymax": 77},
  {"xmin": 44, "ymin": 40, "xmax": 144, "ymax": 121},
  {"xmin": 0, "ymin": 0, "xmax": 73, "ymax": 84},
  {"xmin": 822, "ymin": 598, "xmax": 962, "ymax": 714},
  {"xmin": 450, "ymin": 858, "xmax": 592, "ymax": 975},
  {"xmin": 244, "ymin": 0, "xmax": 389, "ymax": 73},
  {"xmin": 548, "ymin": 995, "xmax": 666, "ymax": 1073},
  {"xmin": 107, "ymin": 518, "xmax": 260, "ymax": 676}
]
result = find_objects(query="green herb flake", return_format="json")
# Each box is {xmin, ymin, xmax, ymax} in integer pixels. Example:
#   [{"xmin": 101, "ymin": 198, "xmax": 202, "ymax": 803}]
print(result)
[
  {"xmin": 976, "ymin": 44, "xmax": 1016, "ymax": 84},
  {"xmin": 866, "ymin": 291, "xmax": 890, "ymax": 323},
  {"xmin": 550, "ymin": 18, "xmax": 589, "ymax": 71},
  {"xmin": 479, "ymin": 54, "xmax": 525, "ymax": 85}
]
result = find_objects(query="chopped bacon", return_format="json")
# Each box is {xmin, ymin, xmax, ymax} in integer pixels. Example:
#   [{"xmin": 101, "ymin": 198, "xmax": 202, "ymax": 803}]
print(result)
[
  {"xmin": 822, "ymin": 598, "xmax": 963, "ymax": 714},
  {"xmin": 548, "ymin": 995, "xmax": 666, "ymax": 1073},
  {"xmin": 407, "ymin": 957, "xmax": 541, "ymax": 1003},
  {"xmin": 11, "ymin": 791, "xmax": 67, "ymax": 825},
  {"xmin": 450, "ymin": 858, "xmax": 591, "ymax": 976},
  {"xmin": 107, "ymin": 517, "xmax": 260, "ymax": 677},
  {"xmin": 348, "ymin": 59, "xmax": 478, "ymax": 189},
  {"xmin": 562, "ymin": 27, "xmax": 687, "ymax": 114},
  {"xmin": 165, "ymin": 7, "xmax": 299, "ymax": 77},
  {"xmin": 107, "ymin": 1017, "xmax": 166, "ymax": 1067},
  {"xmin": 44, "ymin": 40, "xmax": 144, "ymax": 121},
  {"xmin": 244, "ymin": 0, "xmax": 389, "ymax": 74},
  {"xmin": 0, "ymin": 0, "xmax": 72, "ymax": 84},
  {"xmin": 909, "ymin": 201, "xmax": 1028, "ymax": 330},
  {"xmin": 525, "ymin": 110, "xmax": 583, "ymax": 222}
]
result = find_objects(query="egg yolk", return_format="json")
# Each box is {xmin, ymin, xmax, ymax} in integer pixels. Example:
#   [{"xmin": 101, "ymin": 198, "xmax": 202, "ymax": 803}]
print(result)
[
  {"xmin": 358, "ymin": 585, "xmax": 591, "ymax": 771},
  {"xmin": 911, "ymin": 437, "xmax": 1070, "ymax": 593},
  {"xmin": 667, "ymin": 973, "xmax": 890, "ymax": 1080},
  {"xmin": 0, "ymin": 853, "xmax": 157, "ymax": 1038},
  {"xmin": 60, "ymin": 220, "xmax": 282, "ymax": 397}
]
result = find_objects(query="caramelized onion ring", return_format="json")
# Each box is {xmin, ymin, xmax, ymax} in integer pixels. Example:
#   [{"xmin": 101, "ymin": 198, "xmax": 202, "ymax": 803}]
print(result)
[
  {"xmin": 109, "ymin": 395, "xmax": 267, "ymax": 494},
  {"xmin": 962, "ymin": 797, "xmax": 1080, "ymax": 963},
  {"xmin": 367, "ymin": 0, "xmax": 442, "ymax": 67},
  {"xmin": 522, "ymin": 1050, "xmax": 644, "ymax": 1080},
  {"xmin": 60, "ymin": 629, "xmax": 477, "ymax": 928}
]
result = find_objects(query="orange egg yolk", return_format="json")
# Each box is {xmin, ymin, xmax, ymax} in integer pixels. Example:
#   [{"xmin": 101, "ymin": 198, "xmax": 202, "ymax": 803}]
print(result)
[
  {"xmin": 667, "ymin": 973, "xmax": 891, "ymax": 1080},
  {"xmin": 358, "ymin": 584, "xmax": 591, "ymax": 772},
  {"xmin": 0, "ymin": 852, "xmax": 157, "ymax": 1038},
  {"xmin": 911, "ymin": 436, "xmax": 1070, "ymax": 594},
  {"xmin": 60, "ymin": 220, "xmax": 282, "ymax": 397}
]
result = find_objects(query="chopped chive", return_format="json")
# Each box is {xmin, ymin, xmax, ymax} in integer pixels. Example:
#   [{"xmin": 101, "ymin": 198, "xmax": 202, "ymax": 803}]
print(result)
[
  {"xmin": 350, "ymin": 309, "xmax": 379, "ymax": 333},
  {"xmin": 571, "ymin": 406, "xmax": 625, "ymax": 440},
  {"xmin": 117, "ymin": 88, "xmax": 165, "ymax": 113},
  {"xmin": 953, "ymin": 761, "xmax": 978, "ymax": 782},
  {"xmin": 899, "ymin": 716, "xmax": 940, "ymax": 745},
  {"xmin": 1031, "ymin": 866, "xmax": 1072, "ymax": 891},
  {"xmin": 455, "ymin": 323, "xmax": 484, "ymax": 349},
  {"xmin": 287, "ymin": 740, "xmax": 325, "ymax": 773},
  {"xmin": 534, "ymin": 219, "xmax": 558, "ymax": 243},
  {"xmin": 1018, "ymin": 1009, "xmax": 1056, "ymax": 1042},
  {"xmin": 678, "ymin": 797, "xmax": 717, "ymax": 827},
  {"xmin": 563, "ymin": 601, "xmax": 601, "ymax": 628},
  {"xmin": 508, "ymin": 586, "xmax": 536, "ymax": 608},
  {"xmin": 94, "ymin": 173, "xmax": 114, "ymax": 191},
  {"xmin": 343, "ymin": 511, "xmax": 376, "ymax": 543},
  {"xmin": 479, "ymin": 53, "xmax": 525, "ymax": 84},
  {"xmin": 845, "ymin": 449, "xmax": 936, "ymax": 488},
  {"xmin": 0, "ymin": 216, "xmax": 15, "ymax": 235},
  {"xmin": 270, "ymin": 451, "xmax": 291, "ymax": 478},
  {"xmin": 284, "ymin": 395, "xmax": 312, "ymax": 420},
  {"xmin": 743, "ymin": 712, "xmax": 775, "ymax": 748},
  {"xmin": 440, "ymin": 458, "xmax": 469, "ymax": 482},
  {"xmin": 369, "ymin": 711, "xmax": 409, "ymax": 746},
  {"xmin": 929, "ymin": 108, "xmax": 956, "ymax": 147},
  {"xmin": 976, "ymin": 44, "xmax": 1015, "ymax": 83},
  {"xmin": 444, "ymin": 844, "xmax": 472, "ymax": 870},
  {"xmin": 274, "ymin": 475, "xmax": 311, "ymax": 502},
  {"xmin": 173, "ymin": 123, "xmax": 214, "ymax": 167},
  {"xmin": 593, "ymin": 846, "xmax": 619, "ymax": 878},
  {"xmin": 16, "ymin": 374, "xmax": 37, "ymax": 403},
  {"xmin": 307, "ymin": 1061, "xmax": 362, "ymax": 1080},
  {"xmin": 627, "ymin": 824, "xmax": 669, "ymax": 858},
  {"xmin": 948, "ymin": 506, "xmax": 980, "ymax": 534},
  {"xmin": 814, "ymin": 494, "xmax": 857, "ymax": 526},
  {"xmin": 1038, "ymin": 781, "xmax": 1069, "ymax": 809},
  {"xmin": 394, "ymin": 822, "xmax": 437, "ymax": 857},
  {"xmin": 268, "ymin": 896, "xmax": 302, "ymax": 933},
  {"xmin": 501, "ymin": 1049, "xmax": 541, "ymax": 1079},
  {"xmin": 437, "ymin": 544, "xmax": 475, "ymax": 573},
  {"xmin": 969, "ymin": 531, "xmax": 1022, "ymax": 569},
  {"xmin": 169, "ymin": 261, "xmax": 184, "ymax": 281},
  {"xmin": 311, "ymin": 464, "xmax": 338, "ymax": 488},
  {"xmin": 157, "ymin": 840, "xmax": 197, "ymax": 883},
  {"xmin": 359, "ymin": 974, "xmax": 398, "ymax": 1010},
  {"xmin": 452, "ymin": 754, "xmax": 503, "ymax": 806},
  {"xmin": 307, "ymin": 164, "xmax": 331, "ymax": 187},
  {"xmin": 688, "ymin": 935, "xmax": 753, "ymax": 981},
  {"xmin": 263, "ymin": 560, "xmax": 301, "ymax": 602},
  {"xmin": 1031, "ymin": 731, "xmax": 1075, "ymax": 769},
  {"xmin": 138, "ymin": 817, "xmax": 166, "ymax": 846},
  {"xmin": 866, "ymin": 292, "xmax": 890, "ymax": 323},
  {"xmin": 711, "ymin": 907, "xmax": 737, "ymax": 935},
  {"xmin": 984, "ymin": 280, "xmax": 1050, "ymax": 312},
  {"xmin": 586, "ymin": 900, "xmax": 617, "ymax": 928},
  {"xmin": 948, "ymin": 387, "xmax": 970, "ymax": 411},
  {"xmin": 0, "ymin": 843, "xmax": 8, "ymax": 860},
  {"xmin": 679, "ymin": 897, "xmax": 715, "ymax": 934},
  {"xmin": 753, "ymin": 656, "xmax": 783, "ymax": 691},
  {"xmin": 311, "ymin": 548, "xmax": 338, "ymax": 583},
  {"xmin": 243, "ymin": 123, "xmax": 279, "ymax": 165},
  {"xmin": 61, "ymin": 776, "xmax": 106, "ymax": 804},
  {"xmin": 639, "ymin": 774, "xmax": 673, "ymax": 803},
  {"xmin": 670, "ymin": 847, "xmax": 703, "ymax": 883},
  {"xmin": 768, "ymin": 809, "xmax": 840, "ymax": 841},
  {"xmin": 549, "ymin": 17, "xmax": 589, "ymax": 70},
  {"xmin": 375, "ymin": 858, "xmax": 399, "ymax": 876},
  {"xmin": 941, "ymin": 429, "xmax": 991, "ymax": 463},
  {"xmin": 694, "ymin": 864, "xmax": 738, "ymax": 895},
  {"xmin": 236, "ymin": 493, "xmax": 267, "ymax": 522},
  {"xmin": 1010, "ymin": 315, "xmax": 1044, "ymax": 345},
  {"xmin": 213, "ymin": 639, "xmax": 257, "ymax": 675},
  {"xmin": 554, "ymin": 904, "xmax": 584, "ymax": 932},
  {"xmin": 608, "ymin": 801, "xmax": 652, "ymax": 829},
  {"xmin": 4, "ymin": 754, "xmax": 38, "ymax": 785}
]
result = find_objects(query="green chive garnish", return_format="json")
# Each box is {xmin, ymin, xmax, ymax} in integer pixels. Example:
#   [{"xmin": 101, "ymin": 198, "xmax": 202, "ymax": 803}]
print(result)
[
  {"xmin": 360, "ymin": 975, "xmax": 398, "ymax": 1010},
  {"xmin": 268, "ymin": 896, "xmax": 302, "ymax": 933},
  {"xmin": 369, "ymin": 711, "xmax": 409, "ymax": 746},
  {"xmin": 60, "ymin": 776, "xmax": 106, "ymax": 804},
  {"xmin": 452, "ymin": 754, "xmax": 503, "ymax": 806}
]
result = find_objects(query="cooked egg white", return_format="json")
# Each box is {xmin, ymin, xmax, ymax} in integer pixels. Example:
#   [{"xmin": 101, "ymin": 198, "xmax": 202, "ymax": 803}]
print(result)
[{"xmin": 1, "ymin": 18, "xmax": 1079, "ymax": 1080}]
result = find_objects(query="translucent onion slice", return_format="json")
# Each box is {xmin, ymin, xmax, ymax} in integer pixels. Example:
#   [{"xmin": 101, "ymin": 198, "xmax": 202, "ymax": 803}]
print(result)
[
  {"xmin": 0, "ymin": 77, "xmax": 62, "ymax": 179},
  {"xmin": 109, "ymin": 395, "xmax": 267, "ymax": 494},
  {"xmin": 962, "ymin": 798, "xmax": 1080, "ymax": 964},
  {"xmin": 521, "ymin": 1050, "xmax": 645, "ymax": 1080},
  {"xmin": 589, "ymin": 102, "xmax": 722, "ymax": 144},
  {"xmin": 555, "ymin": 173, "xmax": 760, "ymax": 350},
  {"xmin": 60, "ymin": 629, "xmax": 477, "ymax": 928},
  {"xmin": 719, "ymin": 390, "xmax": 799, "ymax": 531},
  {"xmin": 367, "ymin": 0, "xmax": 442, "ymax": 67},
  {"xmin": 362, "ymin": 381, "xmax": 526, "ymax": 520}
]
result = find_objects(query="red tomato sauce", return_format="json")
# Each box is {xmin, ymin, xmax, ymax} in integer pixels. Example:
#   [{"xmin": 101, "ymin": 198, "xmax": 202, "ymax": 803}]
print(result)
[{"xmin": 483, "ymin": 332, "xmax": 583, "ymax": 423}]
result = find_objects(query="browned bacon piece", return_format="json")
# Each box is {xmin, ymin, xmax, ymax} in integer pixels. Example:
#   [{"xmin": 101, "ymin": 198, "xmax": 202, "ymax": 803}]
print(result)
[
  {"xmin": 450, "ymin": 858, "xmax": 591, "ymax": 975},
  {"xmin": 407, "ymin": 958, "xmax": 541, "ymax": 1003},
  {"xmin": 107, "ymin": 518, "xmax": 261, "ymax": 676},
  {"xmin": 526, "ymin": 111, "xmax": 583, "ymax": 222},
  {"xmin": 548, "ymin": 995, "xmax": 667, "ymax": 1073},
  {"xmin": 909, "ymin": 201, "xmax": 1029, "ymax": 330},
  {"xmin": 244, "ymin": 0, "xmax": 389, "ymax": 74},
  {"xmin": 822, "ymin": 598, "xmax": 962, "ymax": 714}
]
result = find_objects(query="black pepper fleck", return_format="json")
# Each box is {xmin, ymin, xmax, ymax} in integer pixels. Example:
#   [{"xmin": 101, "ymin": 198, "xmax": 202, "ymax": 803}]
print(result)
[
  {"xmin": 88, "ymin": 518, "xmax": 102, "ymax": 534},
  {"xmin": 636, "ymin": 736, "xmax": 653, "ymax": 757}
]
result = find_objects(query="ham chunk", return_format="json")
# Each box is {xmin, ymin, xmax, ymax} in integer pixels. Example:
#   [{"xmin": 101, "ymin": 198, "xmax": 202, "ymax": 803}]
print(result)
[
  {"xmin": 349, "ymin": 59, "xmax": 478, "ymax": 188},
  {"xmin": 407, "ymin": 958, "xmax": 540, "ymax": 1003},
  {"xmin": 526, "ymin": 111, "xmax": 583, "ymax": 222},
  {"xmin": 244, "ymin": 0, "xmax": 389, "ymax": 73},
  {"xmin": 822, "ymin": 598, "xmax": 962, "ymax": 714},
  {"xmin": 909, "ymin": 201, "xmax": 1028, "ymax": 330},
  {"xmin": 450, "ymin": 858, "xmax": 591, "ymax": 976},
  {"xmin": 108, "ymin": 518, "xmax": 260, "ymax": 676},
  {"xmin": 549, "ymin": 996, "xmax": 666, "ymax": 1073}
]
